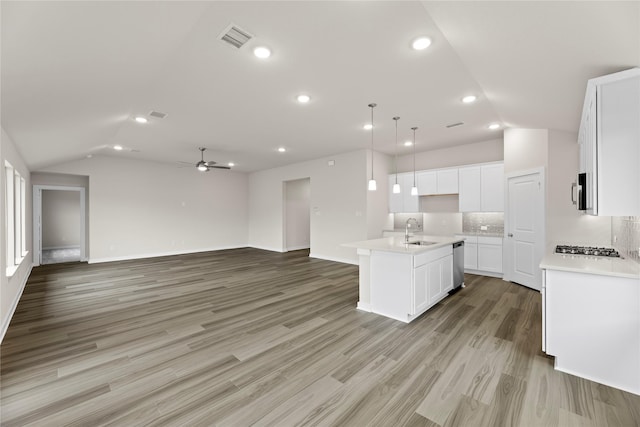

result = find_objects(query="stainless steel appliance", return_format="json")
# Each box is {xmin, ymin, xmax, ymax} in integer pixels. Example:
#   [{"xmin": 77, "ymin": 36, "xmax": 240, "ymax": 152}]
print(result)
[
  {"xmin": 555, "ymin": 245, "xmax": 620, "ymax": 257},
  {"xmin": 571, "ymin": 172, "xmax": 587, "ymax": 211},
  {"xmin": 452, "ymin": 241, "xmax": 464, "ymax": 290}
]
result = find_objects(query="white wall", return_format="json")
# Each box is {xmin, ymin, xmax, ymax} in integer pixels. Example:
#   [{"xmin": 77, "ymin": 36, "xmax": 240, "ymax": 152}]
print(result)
[
  {"xmin": 42, "ymin": 190, "xmax": 81, "ymax": 249},
  {"xmin": 249, "ymin": 149, "xmax": 379, "ymax": 264},
  {"xmin": 1, "ymin": 128, "xmax": 32, "ymax": 342},
  {"xmin": 367, "ymin": 149, "xmax": 393, "ymax": 238},
  {"xmin": 397, "ymin": 138, "xmax": 503, "ymax": 173},
  {"xmin": 504, "ymin": 129, "xmax": 548, "ymax": 174},
  {"xmin": 42, "ymin": 155, "xmax": 248, "ymax": 262},
  {"xmin": 547, "ymin": 130, "xmax": 611, "ymax": 245},
  {"xmin": 284, "ymin": 178, "xmax": 310, "ymax": 251}
]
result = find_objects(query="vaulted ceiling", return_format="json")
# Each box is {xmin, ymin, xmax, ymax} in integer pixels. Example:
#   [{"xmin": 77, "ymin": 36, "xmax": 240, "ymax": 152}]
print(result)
[{"xmin": 2, "ymin": 1, "xmax": 638, "ymax": 172}]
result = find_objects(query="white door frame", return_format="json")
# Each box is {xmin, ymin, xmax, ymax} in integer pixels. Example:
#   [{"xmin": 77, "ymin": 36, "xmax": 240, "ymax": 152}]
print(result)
[
  {"xmin": 33, "ymin": 185, "xmax": 87, "ymax": 266},
  {"xmin": 503, "ymin": 167, "xmax": 546, "ymax": 289}
]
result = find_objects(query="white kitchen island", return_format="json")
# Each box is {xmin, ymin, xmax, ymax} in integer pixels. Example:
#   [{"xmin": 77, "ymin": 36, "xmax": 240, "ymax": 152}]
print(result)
[{"xmin": 343, "ymin": 235, "xmax": 463, "ymax": 323}]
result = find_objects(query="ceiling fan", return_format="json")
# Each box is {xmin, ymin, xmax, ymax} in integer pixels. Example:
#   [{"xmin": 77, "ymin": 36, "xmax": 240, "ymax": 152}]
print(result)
[{"xmin": 181, "ymin": 147, "xmax": 231, "ymax": 172}]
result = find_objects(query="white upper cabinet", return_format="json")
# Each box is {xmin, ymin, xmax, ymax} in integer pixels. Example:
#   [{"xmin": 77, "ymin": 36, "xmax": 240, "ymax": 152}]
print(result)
[
  {"xmin": 480, "ymin": 163, "xmax": 504, "ymax": 212},
  {"xmin": 436, "ymin": 168, "xmax": 459, "ymax": 194},
  {"xmin": 417, "ymin": 169, "xmax": 458, "ymax": 196},
  {"xmin": 459, "ymin": 163, "xmax": 504, "ymax": 212},
  {"xmin": 388, "ymin": 173, "xmax": 419, "ymax": 213},
  {"xmin": 458, "ymin": 166, "xmax": 481, "ymax": 212},
  {"xmin": 417, "ymin": 171, "xmax": 437, "ymax": 195},
  {"xmin": 579, "ymin": 68, "xmax": 640, "ymax": 216}
]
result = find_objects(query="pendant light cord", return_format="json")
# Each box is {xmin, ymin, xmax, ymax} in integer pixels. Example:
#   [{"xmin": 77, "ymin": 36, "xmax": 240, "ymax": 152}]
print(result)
[
  {"xmin": 412, "ymin": 127, "xmax": 418, "ymax": 186},
  {"xmin": 393, "ymin": 117, "xmax": 400, "ymax": 184},
  {"xmin": 368, "ymin": 103, "xmax": 376, "ymax": 180}
]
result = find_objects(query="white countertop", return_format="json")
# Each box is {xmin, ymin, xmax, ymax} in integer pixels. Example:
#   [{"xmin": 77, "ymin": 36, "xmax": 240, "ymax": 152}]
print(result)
[
  {"xmin": 343, "ymin": 235, "xmax": 463, "ymax": 255},
  {"xmin": 540, "ymin": 249, "xmax": 640, "ymax": 279}
]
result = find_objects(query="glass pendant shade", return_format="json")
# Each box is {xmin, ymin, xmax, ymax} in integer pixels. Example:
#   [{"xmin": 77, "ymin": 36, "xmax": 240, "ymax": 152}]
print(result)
[
  {"xmin": 411, "ymin": 186, "xmax": 418, "ymax": 196},
  {"xmin": 392, "ymin": 183, "xmax": 401, "ymax": 194},
  {"xmin": 368, "ymin": 179, "xmax": 377, "ymax": 191}
]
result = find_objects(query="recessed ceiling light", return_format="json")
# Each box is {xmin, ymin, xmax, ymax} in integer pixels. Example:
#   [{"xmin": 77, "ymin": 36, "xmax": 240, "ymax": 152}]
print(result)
[
  {"xmin": 134, "ymin": 116, "xmax": 148, "ymax": 124},
  {"xmin": 228, "ymin": 162, "xmax": 235, "ymax": 167},
  {"xmin": 488, "ymin": 123, "xmax": 501, "ymax": 130},
  {"xmin": 253, "ymin": 46, "xmax": 271, "ymax": 59},
  {"xmin": 412, "ymin": 37, "xmax": 432, "ymax": 50},
  {"xmin": 113, "ymin": 145, "xmax": 123, "ymax": 151},
  {"xmin": 404, "ymin": 141, "xmax": 413, "ymax": 147},
  {"xmin": 278, "ymin": 147, "xmax": 286, "ymax": 152},
  {"xmin": 363, "ymin": 124, "xmax": 373, "ymax": 130},
  {"xmin": 86, "ymin": 154, "xmax": 93, "ymax": 158},
  {"xmin": 462, "ymin": 95, "xmax": 477, "ymax": 104},
  {"xmin": 297, "ymin": 94, "xmax": 311, "ymax": 103}
]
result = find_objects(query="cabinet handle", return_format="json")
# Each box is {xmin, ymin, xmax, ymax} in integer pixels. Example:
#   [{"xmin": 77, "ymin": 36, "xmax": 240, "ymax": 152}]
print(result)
[
  {"xmin": 571, "ymin": 182, "xmax": 577, "ymax": 205},
  {"xmin": 508, "ymin": 233, "xmax": 513, "ymax": 237}
]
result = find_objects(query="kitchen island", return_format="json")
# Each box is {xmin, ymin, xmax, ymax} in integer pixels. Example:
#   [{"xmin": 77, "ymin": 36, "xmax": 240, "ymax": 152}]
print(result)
[{"xmin": 343, "ymin": 235, "xmax": 464, "ymax": 323}]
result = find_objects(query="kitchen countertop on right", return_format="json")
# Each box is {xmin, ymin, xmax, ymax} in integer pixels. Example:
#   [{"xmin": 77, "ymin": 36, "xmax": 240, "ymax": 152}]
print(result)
[{"xmin": 540, "ymin": 248, "xmax": 640, "ymax": 279}]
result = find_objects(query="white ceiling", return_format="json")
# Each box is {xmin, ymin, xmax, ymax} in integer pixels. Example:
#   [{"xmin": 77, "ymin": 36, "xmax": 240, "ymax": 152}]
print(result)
[{"xmin": 2, "ymin": 1, "xmax": 638, "ymax": 172}]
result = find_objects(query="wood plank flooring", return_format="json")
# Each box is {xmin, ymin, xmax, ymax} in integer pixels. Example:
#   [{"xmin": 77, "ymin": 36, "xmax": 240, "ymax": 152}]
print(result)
[{"xmin": 1, "ymin": 248, "xmax": 639, "ymax": 426}]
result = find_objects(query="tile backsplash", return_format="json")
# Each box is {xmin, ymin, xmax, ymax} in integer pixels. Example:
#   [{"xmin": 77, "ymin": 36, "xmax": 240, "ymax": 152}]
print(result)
[
  {"xmin": 462, "ymin": 212, "xmax": 504, "ymax": 235},
  {"xmin": 612, "ymin": 216, "xmax": 640, "ymax": 262},
  {"xmin": 393, "ymin": 213, "xmax": 423, "ymax": 231}
]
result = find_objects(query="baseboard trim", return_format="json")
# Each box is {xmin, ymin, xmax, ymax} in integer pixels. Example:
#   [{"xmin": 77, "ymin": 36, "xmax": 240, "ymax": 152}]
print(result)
[
  {"xmin": 357, "ymin": 302, "xmax": 372, "ymax": 312},
  {"xmin": 89, "ymin": 246, "xmax": 247, "ymax": 264},
  {"xmin": 42, "ymin": 245, "xmax": 81, "ymax": 250},
  {"xmin": 309, "ymin": 253, "xmax": 358, "ymax": 265},
  {"xmin": 0, "ymin": 263, "xmax": 33, "ymax": 344},
  {"xmin": 285, "ymin": 245, "xmax": 310, "ymax": 252},
  {"xmin": 464, "ymin": 269, "xmax": 503, "ymax": 279},
  {"xmin": 248, "ymin": 245, "xmax": 285, "ymax": 253}
]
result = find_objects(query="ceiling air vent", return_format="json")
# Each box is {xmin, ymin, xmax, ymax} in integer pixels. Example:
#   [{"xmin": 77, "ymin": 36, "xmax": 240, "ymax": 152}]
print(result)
[
  {"xmin": 149, "ymin": 111, "xmax": 168, "ymax": 119},
  {"xmin": 446, "ymin": 122, "xmax": 465, "ymax": 128},
  {"xmin": 219, "ymin": 25, "xmax": 252, "ymax": 49}
]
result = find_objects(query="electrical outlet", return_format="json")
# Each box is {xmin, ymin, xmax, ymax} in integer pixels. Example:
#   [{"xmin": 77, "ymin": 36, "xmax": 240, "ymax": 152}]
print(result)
[{"xmin": 480, "ymin": 225, "xmax": 488, "ymax": 231}]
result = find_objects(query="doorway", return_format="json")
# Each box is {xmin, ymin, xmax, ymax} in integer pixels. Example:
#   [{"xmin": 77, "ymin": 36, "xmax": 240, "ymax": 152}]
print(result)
[
  {"xmin": 504, "ymin": 168, "xmax": 545, "ymax": 291},
  {"xmin": 33, "ymin": 186, "xmax": 86, "ymax": 265},
  {"xmin": 283, "ymin": 178, "xmax": 310, "ymax": 252}
]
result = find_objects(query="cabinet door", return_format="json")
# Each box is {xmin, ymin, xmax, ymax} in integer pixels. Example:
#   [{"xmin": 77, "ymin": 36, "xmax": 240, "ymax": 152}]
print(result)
[
  {"xmin": 417, "ymin": 171, "xmax": 437, "ymax": 195},
  {"xmin": 478, "ymin": 243, "xmax": 503, "ymax": 273},
  {"xmin": 389, "ymin": 175, "xmax": 403, "ymax": 213},
  {"xmin": 413, "ymin": 264, "xmax": 429, "ymax": 314},
  {"xmin": 441, "ymin": 254, "xmax": 453, "ymax": 293},
  {"xmin": 480, "ymin": 164, "xmax": 504, "ymax": 212},
  {"xmin": 464, "ymin": 242, "xmax": 478, "ymax": 270},
  {"xmin": 437, "ymin": 168, "xmax": 459, "ymax": 194},
  {"xmin": 426, "ymin": 260, "xmax": 443, "ymax": 305},
  {"xmin": 402, "ymin": 173, "xmax": 420, "ymax": 213},
  {"xmin": 458, "ymin": 166, "xmax": 481, "ymax": 212}
]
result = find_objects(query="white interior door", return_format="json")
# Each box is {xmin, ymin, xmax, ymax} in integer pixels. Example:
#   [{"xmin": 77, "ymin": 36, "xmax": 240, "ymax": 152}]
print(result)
[{"xmin": 505, "ymin": 169, "xmax": 545, "ymax": 291}]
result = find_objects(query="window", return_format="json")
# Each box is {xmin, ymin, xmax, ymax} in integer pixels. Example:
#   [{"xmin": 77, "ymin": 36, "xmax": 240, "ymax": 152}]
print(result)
[{"xmin": 5, "ymin": 161, "xmax": 27, "ymax": 276}]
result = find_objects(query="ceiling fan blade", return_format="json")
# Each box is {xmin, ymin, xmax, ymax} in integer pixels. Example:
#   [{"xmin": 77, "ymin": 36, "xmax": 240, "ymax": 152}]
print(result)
[
  {"xmin": 210, "ymin": 165, "xmax": 231, "ymax": 170},
  {"xmin": 204, "ymin": 161, "xmax": 218, "ymax": 166}
]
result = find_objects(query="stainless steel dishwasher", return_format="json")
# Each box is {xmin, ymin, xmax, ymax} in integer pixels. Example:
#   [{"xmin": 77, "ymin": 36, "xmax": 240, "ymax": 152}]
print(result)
[{"xmin": 452, "ymin": 241, "xmax": 464, "ymax": 290}]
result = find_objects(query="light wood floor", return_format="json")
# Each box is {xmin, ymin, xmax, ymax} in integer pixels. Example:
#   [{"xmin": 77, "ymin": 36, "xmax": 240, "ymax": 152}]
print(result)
[{"xmin": 1, "ymin": 248, "xmax": 639, "ymax": 426}]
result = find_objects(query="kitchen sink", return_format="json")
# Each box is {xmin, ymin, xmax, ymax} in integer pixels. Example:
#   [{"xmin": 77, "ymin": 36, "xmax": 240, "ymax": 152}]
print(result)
[{"xmin": 406, "ymin": 241, "xmax": 437, "ymax": 246}]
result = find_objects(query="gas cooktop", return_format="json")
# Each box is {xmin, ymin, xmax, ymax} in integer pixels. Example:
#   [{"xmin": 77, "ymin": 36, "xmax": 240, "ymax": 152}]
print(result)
[{"xmin": 555, "ymin": 245, "xmax": 620, "ymax": 257}]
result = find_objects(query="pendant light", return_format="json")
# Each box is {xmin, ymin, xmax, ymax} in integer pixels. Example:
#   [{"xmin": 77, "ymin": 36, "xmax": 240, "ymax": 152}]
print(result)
[
  {"xmin": 411, "ymin": 127, "xmax": 419, "ymax": 196},
  {"xmin": 392, "ymin": 116, "xmax": 401, "ymax": 194},
  {"xmin": 367, "ymin": 103, "xmax": 377, "ymax": 191}
]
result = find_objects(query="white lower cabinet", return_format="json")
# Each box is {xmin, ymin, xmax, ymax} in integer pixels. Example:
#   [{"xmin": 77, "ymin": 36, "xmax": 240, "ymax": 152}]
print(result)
[
  {"xmin": 370, "ymin": 245, "xmax": 453, "ymax": 322},
  {"xmin": 457, "ymin": 235, "xmax": 503, "ymax": 277},
  {"xmin": 414, "ymin": 251, "xmax": 453, "ymax": 313},
  {"xmin": 543, "ymin": 268, "xmax": 640, "ymax": 395}
]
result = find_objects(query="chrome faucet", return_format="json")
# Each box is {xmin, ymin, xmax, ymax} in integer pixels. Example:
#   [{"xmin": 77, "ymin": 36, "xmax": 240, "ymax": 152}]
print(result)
[{"xmin": 405, "ymin": 218, "xmax": 419, "ymax": 243}]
